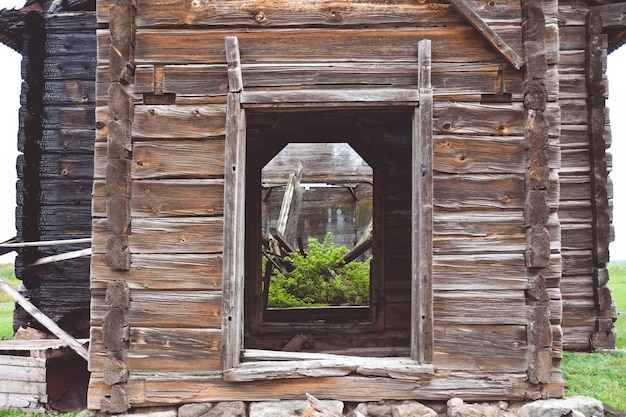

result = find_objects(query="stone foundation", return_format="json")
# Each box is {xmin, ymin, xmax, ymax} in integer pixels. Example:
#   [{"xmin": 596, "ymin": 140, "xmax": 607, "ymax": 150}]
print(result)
[{"xmin": 81, "ymin": 396, "xmax": 605, "ymax": 417}]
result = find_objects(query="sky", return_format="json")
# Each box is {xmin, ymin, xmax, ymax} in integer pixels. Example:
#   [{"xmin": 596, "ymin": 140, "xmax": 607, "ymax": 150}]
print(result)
[{"xmin": 0, "ymin": 6, "xmax": 625, "ymax": 263}]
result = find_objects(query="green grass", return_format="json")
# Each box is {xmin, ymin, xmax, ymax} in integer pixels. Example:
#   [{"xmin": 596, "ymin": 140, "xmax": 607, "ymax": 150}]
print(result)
[
  {"xmin": 0, "ymin": 409, "xmax": 75, "ymax": 417},
  {"xmin": 561, "ymin": 262, "xmax": 626, "ymax": 411},
  {"xmin": 0, "ymin": 263, "xmax": 17, "ymax": 340},
  {"xmin": 608, "ymin": 262, "xmax": 626, "ymax": 348}
]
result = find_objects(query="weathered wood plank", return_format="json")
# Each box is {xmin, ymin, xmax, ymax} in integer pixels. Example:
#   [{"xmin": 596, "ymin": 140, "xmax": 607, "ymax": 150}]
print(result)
[
  {"xmin": 242, "ymin": 88, "xmax": 419, "ymax": 106},
  {"xmin": 93, "ymin": 179, "xmax": 224, "ymax": 218},
  {"xmin": 132, "ymin": 140, "xmax": 225, "ymax": 179},
  {"xmin": 99, "ymin": 0, "xmax": 528, "ymax": 28},
  {"xmin": 90, "ymin": 254, "xmax": 223, "ymax": 291},
  {"xmin": 448, "ymin": 0, "xmax": 523, "ymax": 69},
  {"xmin": 91, "ymin": 291, "xmax": 221, "ymax": 329},
  {"xmin": 221, "ymin": 92, "xmax": 247, "ymax": 370},
  {"xmin": 88, "ymin": 370, "xmax": 563, "ymax": 407},
  {"xmin": 433, "ymin": 291, "xmax": 529, "ymax": 325},
  {"xmin": 224, "ymin": 357, "xmax": 433, "ymax": 382},
  {"xmin": 434, "ymin": 325, "xmax": 528, "ymax": 372},
  {"xmin": 90, "ymin": 327, "xmax": 222, "ymax": 373},
  {"xmin": 133, "ymin": 62, "xmax": 522, "ymax": 98},
  {"xmin": 0, "ymin": 364, "xmax": 46, "ymax": 385},
  {"xmin": 117, "ymin": 28, "xmax": 517, "ymax": 65},
  {"xmin": 133, "ymin": 104, "xmax": 226, "ymax": 139},
  {"xmin": 92, "ymin": 218, "xmax": 224, "ymax": 254}
]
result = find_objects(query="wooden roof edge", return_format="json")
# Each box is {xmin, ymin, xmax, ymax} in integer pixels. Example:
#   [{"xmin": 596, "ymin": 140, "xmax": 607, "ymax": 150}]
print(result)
[
  {"xmin": 590, "ymin": 3, "xmax": 626, "ymax": 53},
  {"xmin": 591, "ymin": 2, "xmax": 626, "ymax": 27},
  {"xmin": 448, "ymin": 0, "xmax": 525, "ymax": 70},
  {"xmin": 0, "ymin": 9, "xmax": 26, "ymax": 53}
]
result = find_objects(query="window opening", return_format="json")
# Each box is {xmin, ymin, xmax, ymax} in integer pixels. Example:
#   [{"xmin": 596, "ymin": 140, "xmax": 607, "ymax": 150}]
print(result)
[
  {"xmin": 244, "ymin": 109, "xmax": 413, "ymax": 354},
  {"xmin": 221, "ymin": 36, "xmax": 433, "ymax": 380},
  {"xmin": 260, "ymin": 143, "xmax": 374, "ymax": 323}
]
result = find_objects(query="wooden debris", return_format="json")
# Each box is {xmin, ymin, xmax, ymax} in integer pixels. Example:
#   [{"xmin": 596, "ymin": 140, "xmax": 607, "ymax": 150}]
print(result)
[{"xmin": 0, "ymin": 277, "xmax": 88, "ymax": 361}]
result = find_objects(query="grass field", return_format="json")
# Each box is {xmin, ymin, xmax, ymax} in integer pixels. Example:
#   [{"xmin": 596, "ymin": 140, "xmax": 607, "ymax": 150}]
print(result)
[
  {"xmin": 0, "ymin": 263, "xmax": 17, "ymax": 340},
  {"xmin": 561, "ymin": 262, "xmax": 626, "ymax": 411}
]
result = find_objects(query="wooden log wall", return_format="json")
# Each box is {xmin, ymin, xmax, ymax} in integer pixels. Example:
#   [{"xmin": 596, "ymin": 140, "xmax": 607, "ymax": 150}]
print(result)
[
  {"xmin": 14, "ymin": 12, "xmax": 96, "ymax": 338},
  {"xmin": 557, "ymin": 0, "xmax": 617, "ymax": 351},
  {"xmin": 89, "ymin": 0, "xmax": 565, "ymax": 407}
]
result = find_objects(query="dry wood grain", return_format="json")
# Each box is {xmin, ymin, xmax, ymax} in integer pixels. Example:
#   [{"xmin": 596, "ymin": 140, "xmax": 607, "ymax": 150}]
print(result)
[
  {"xmin": 92, "ymin": 217, "xmax": 224, "ymax": 254},
  {"xmin": 87, "ymin": 370, "xmax": 563, "ymax": 407},
  {"xmin": 111, "ymin": 28, "xmax": 515, "ymax": 65},
  {"xmin": 90, "ymin": 254, "xmax": 223, "ymax": 291},
  {"xmin": 133, "ymin": 104, "xmax": 227, "ymax": 139},
  {"xmin": 90, "ymin": 327, "xmax": 222, "ymax": 373}
]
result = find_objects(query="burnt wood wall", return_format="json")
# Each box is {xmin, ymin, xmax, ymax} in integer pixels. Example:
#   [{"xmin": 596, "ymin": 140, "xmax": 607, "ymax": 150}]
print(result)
[{"xmin": 14, "ymin": 12, "xmax": 96, "ymax": 337}]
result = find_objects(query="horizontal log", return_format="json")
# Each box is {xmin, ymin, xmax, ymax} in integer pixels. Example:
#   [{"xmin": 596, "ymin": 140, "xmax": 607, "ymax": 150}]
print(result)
[
  {"xmin": 132, "ymin": 139, "xmax": 225, "ymax": 179},
  {"xmin": 90, "ymin": 253, "xmax": 223, "ymax": 291},
  {"xmin": 20, "ymin": 106, "xmax": 94, "ymax": 131},
  {"xmin": 87, "ymin": 370, "xmax": 564, "ymax": 407},
  {"xmin": 92, "ymin": 179, "xmax": 224, "ymax": 218},
  {"xmin": 92, "ymin": 217, "xmax": 224, "ymax": 254},
  {"xmin": 18, "ymin": 129, "xmax": 95, "ymax": 154},
  {"xmin": 433, "ymin": 290, "xmax": 529, "ymax": 325},
  {"xmin": 17, "ymin": 154, "xmax": 93, "ymax": 180},
  {"xmin": 91, "ymin": 290, "xmax": 222, "ymax": 329},
  {"xmin": 433, "ymin": 173, "xmax": 525, "ymax": 209},
  {"xmin": 89, "ymin": 327, "xmax": 222, "ymax": 373},
  {"xmin": 136, "ymin": 63, "xmax": 522, "ymax": 98},
  {"xmin": 16, "ymin": 179, "xmax": 92, "ymax": 205},
  {"xmin": 45, "ymin": 30, "xmax": 97, "ymax": 57},
  {"xmin": 133, "ymin": 104, "xmax": 227, "ymax": 139},
  {"xmin": 434, "ymin": 102, "xmax": 559, "ymax": 138},
  {"xmin": 433, "ymin": 325, "xmax": 527, "ymax": 372},
  {"xmin": 241, "ymin": 88, "xmax": 420, "ymax": 106},
  {"xmin": 43, "ymin": 80, "xmax": 95, "ymax": 105},
  {"xmin": 44, "ymin": 11, "xmax": 97, "ymax": 32},
  {"xmin": 99, "ymin": 27, "xmax": 516, "ymax": 65}
]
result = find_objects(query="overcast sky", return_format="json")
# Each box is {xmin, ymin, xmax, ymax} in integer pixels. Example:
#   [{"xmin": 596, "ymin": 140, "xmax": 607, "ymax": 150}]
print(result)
[{"xmin": 0, "ymin": 6, "xmax": 625, "ymax": 263}]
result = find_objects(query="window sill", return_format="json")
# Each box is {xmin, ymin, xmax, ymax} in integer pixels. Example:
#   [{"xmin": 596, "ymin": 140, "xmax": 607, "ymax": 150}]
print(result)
[{"xmin": 223, "ymin": 349, "xmax": 434, "ymax": 382}]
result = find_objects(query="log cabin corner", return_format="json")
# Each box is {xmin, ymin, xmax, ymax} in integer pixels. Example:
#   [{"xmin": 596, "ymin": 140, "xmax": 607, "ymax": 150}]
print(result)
[{"xmin": 1, "ymin": 0, "xmax": 625, "ymax": 413}]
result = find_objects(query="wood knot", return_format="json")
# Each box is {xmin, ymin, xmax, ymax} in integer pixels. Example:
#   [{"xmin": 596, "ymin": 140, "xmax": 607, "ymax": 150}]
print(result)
[
  {"xmin": 442, "ymin": 122, "xmax": 452, "ymax": 131},
  {"xmin": 488, "ymin": 0, "xmax": 496, "ymax": 7},
  {"xmin": 254, "ymin": 11, "xmax": 266, "ymax": 23}
]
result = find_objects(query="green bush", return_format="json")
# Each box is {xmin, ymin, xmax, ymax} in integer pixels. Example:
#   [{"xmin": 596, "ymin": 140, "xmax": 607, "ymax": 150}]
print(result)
[{"xmin": 267, "ymin": 233, "xmax": 370, "ymax": 308}]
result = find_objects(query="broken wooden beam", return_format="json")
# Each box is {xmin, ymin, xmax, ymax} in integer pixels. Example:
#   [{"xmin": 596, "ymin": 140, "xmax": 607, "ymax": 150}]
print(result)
[{"xmin": 0, "ymin": 277, "xmax": 89, "ymax": 361}]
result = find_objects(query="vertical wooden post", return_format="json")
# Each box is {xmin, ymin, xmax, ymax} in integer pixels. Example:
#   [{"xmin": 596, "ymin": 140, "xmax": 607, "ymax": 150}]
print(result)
[
  {"xmin": 411, "ymin": 39, "xmax": 433, "ymax": 364},
  {"xmin": 100, "ymin": 1, "xmax": 136, "ymax": 412},
  {"xmin": 522, "ymin": 1, "xmax": 554, "ymax": 389},
  {"xmin": 222, "ymin": 37, "xmax": 246, "ymax": 370},
  {"xmin": 586, "ymin": 10, "xmax": 617, "ymax": 350}
]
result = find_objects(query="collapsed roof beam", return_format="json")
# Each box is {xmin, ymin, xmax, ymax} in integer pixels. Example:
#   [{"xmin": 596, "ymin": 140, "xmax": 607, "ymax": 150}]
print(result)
[{"xmin": 448, "ymin": 0, "xmax": 525, "ymax": 70}]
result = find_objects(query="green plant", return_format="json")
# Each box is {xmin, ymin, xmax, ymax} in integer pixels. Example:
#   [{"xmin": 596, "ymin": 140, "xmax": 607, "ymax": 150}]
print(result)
[
  {"xmin": 0, "ymin": 263, "xmax": 17, "ymax": 339},
  {"xmin": 267, "ymin": 233, "xmax": 370, "ymax": 308}
]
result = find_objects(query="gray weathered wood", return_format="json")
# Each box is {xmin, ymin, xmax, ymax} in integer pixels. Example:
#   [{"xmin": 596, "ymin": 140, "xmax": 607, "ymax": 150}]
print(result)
[
  {"xmin": 241, "ymin": 88, "xmax": 419, "ymax": 106},
  {"xmin": 448, "ymin": 0, "xmax": 524, "ymax": 70},
  {"xmin": 225, "ymin": 36, "xmax": 243, "ymax": 93},
  {"xmin": 412, "ymin": 39, "xmax": 433, "ymax": 364},
  {"xmin": 221, "ymin": 92, "xmax": 246, "ymax": 370}
]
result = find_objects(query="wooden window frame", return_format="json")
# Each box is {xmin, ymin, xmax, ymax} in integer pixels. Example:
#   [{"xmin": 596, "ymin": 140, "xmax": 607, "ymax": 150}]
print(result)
[{"xmin": 221, "ymin": 37, "xmax": 433, "ymax": 381}]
